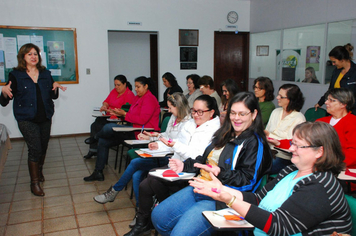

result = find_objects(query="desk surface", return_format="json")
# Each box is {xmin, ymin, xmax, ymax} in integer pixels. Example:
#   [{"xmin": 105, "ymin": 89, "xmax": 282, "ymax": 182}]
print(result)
[
  {"xmin": 338, "ymin": 169, "xmax": 356, "ymax": 182},
  {"xmin": 202, "ymin": 209, "xmax": 254, "ymax": 231},
  {"xmin": 112, "ymin": 127, "xmax": 154, "ymax": 132},
  {"xmin": 124, "ymin": 140, "xmax": 150, "ymax": 145}
]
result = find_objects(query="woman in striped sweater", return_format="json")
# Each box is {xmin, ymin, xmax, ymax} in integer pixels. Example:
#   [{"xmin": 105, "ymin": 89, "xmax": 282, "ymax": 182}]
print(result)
[{"xmin": 191, "ymin": 121, "xmax": 352, "ymax": 236}]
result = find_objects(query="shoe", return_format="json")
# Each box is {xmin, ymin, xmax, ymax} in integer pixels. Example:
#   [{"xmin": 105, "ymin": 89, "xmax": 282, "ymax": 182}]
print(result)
[
  {"xmin": 28, "ymin": 161, "xmax": 45, "ymax": 196},
  {"xmin": 84, "ymin": 151, "xmax": 97, "ymax": 159},
  {"xmin": 124, "ymin": 216, "xmax": 151, "ymax": 236},
  {"xmin": 85, "ymin": 137, "xmax": 97, "ymax": 145},
  {"xmin": 84, "ymin": 170, "xmax": 104, "ymax": 182},
  {"xmin": 93, "ymin": 185, "xmax": 119, "ymax": 204},
  {"xmin": 129, "ymin": 215, "xmax": 137, "ymax": 228}
]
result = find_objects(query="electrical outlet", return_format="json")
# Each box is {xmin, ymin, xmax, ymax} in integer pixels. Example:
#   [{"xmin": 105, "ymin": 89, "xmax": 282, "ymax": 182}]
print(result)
[{"xmin": 86, "ymin": 68, "xmax": 90, "ymax": 75}]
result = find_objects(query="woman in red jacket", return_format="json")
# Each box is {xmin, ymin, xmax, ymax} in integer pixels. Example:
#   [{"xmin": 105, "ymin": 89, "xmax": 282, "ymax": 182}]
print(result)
[{"xmin": 84, "ymin": 76, "xmax": 160, "ymax": 181}]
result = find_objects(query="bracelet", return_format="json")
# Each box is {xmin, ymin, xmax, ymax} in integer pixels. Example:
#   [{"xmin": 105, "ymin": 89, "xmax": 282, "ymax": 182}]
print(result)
[{"xmin": 226, "ymin": 195, "xmax": 236, "ymax": 208}]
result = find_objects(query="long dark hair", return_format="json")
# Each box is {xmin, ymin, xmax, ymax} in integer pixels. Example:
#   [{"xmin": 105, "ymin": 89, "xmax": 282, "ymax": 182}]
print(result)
[
  {"xmin": 114, "ymin": 74, "xmax": 132, "ymax": 91},
  {"xmin": 162, "ymin": 72, "xmax": 178, "ymax": 87},
  {"xmin": 253, "ymin": 77, "xmax": 275, "ymax": 101},
  {"xmin": 15, "ymin": 43, "xmax": 45, "ymax": 71},
  {"xmin": 221, "ymin": 79, "xmax": 240, "ymax": 106},
  {"xmin": 213, "ymin": 92, "xmax": 267, "ymax": 149},
  {"xmin": 135, "ymin": 76, "xmax": 157, "ymax": 97}
]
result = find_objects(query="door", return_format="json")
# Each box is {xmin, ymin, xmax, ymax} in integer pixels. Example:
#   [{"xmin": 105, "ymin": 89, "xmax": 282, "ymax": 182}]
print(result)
[{"xmin": 214, "ymin": 32, "xmax": 250, "ymax": 93}]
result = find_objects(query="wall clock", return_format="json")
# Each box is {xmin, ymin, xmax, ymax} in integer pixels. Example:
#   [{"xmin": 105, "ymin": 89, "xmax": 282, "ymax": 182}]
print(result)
[{"xmin": 227, "ymin": 11, "xmax": 238, "ymax": 24}]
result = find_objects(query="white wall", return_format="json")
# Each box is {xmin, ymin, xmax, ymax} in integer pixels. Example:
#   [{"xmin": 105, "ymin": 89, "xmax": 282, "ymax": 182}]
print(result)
[
  {"xmin": 0, "ymin": 0, "xmax": 250, "ymax": 138},
  {"xmin": 108, "ymin": 31, "xmax": 153, "ymax": 91}
]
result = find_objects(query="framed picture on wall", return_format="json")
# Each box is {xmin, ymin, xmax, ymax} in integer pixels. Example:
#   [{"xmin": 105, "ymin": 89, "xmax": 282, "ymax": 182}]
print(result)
[
  {"xmin": 179, "ymin": 29, "xmax": 199, "ymax": 46},
  {"xmin": 256, "ymin": 45, "xmax": 269, "ymax": 56}
]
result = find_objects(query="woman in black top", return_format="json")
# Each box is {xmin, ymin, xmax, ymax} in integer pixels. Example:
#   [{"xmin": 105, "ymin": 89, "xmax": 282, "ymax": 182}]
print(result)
[
  {"xmin": 0, "ymin": 43, "xmax": 66, "ymax": 196},
  {"xmin": 159, "ymin": 72, "xmax": 183, "ymax": 108}
]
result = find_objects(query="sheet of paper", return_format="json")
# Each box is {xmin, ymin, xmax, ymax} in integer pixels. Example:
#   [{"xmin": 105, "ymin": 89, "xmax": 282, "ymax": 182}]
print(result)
[
  {"xmin": 17, "ymin": 35, "xmax": 30, "ymax": 50},
  {"xmin": 31, "ymin": 35, "xmax": 44, "ymax": 52}
]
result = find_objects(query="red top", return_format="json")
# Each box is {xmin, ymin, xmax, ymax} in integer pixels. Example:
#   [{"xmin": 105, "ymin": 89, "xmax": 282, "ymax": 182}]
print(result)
[
  {"xmin": 125, "ymin": 90, "xmax": 161, "ymax": 137},
  {"xmin": 317, "ymin": 113, "xmax": 356, "ymax": 168},
  {"xmin": 103, "ymin": 87, "xmax": 136, "ymax": 111}
]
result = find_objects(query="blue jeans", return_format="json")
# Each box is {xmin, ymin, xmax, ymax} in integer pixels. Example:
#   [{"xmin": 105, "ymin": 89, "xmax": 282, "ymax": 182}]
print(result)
[
  {"xmin": 152, "ymin": 186, "xmax": 216, "ymax": 236},
  {"xmin": 113, "ymin": 157, "xmax": 168, "ymax": 207},
  {"xmin": 94, "ymin": 123, "xmax": 134, "ymax": 171}
]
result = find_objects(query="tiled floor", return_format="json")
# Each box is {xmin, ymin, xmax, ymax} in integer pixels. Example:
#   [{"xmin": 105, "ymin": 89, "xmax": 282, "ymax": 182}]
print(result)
[{"xmin": 0, "ymin": 135, "xmax": 144, "ymax": 236}]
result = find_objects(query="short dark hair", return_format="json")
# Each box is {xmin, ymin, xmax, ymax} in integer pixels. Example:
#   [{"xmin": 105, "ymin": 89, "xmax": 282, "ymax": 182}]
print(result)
[
  {"xmin": 220, "ymin": 79, "xmax": 240, "ymax": 105},
  {"xmin": 194, "ymin": 95, "xmax": 220, "ymax": 118},
  {"xmin": 279, "ymin": 84, "xmax": 304, "ymax": 112},
  {"xmin": 293, "ymin": 122, "xmax": 345, "ymax": 175},
  {"xmin": 114, "ymin": 74, "xmax": 132, "ymax": 91},
  {"xmin": 162, "ymin": 72, "xmax": 178, "ymax": 87},
  {"xmin": 186, "ymin": 74, "xmax": 200, "ymax": 89},
  {"xmin": 329, "ymin": 46, "xmax": 350, "ymax": 61},
  {"xmin": 253, "ymin": 77, "xmax": 275, "ymax": 101},
  {"xmin": 15, "ymin": 43, "xmax": 45, "ymax": 71},
  {"xmin": 326, "ymin": 88, "xmax": 355, "ymax": 112},
  {"xmin": 198, "ymin": 75, "xmax": 214, "ymax": 89}
]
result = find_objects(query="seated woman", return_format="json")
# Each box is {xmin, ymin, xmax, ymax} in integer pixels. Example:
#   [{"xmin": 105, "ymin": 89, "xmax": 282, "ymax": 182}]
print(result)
[
  {"xmin": 84, "ymin": 75, "xmax": 136, "ymax": 159},
  {"xmin": 219, "ymin": 78, "xmax": 239, "ymax": 124},
  {"xmin": 83, "ymin": 76, "xmax": 160, "ymax": 181},
  {"xmin": 151, "ymin": 91, "xmax": 272, "ymax": 236},
  {"xmin": 183, "ymin": 74, "xmax": 202, "ymax": 108},
  {"xmin": 191, "ymin": 122, "xmax": 352, "ymax": 236},
  {"xmin": 198, "ymin": 75, "xmax": 222, "ymax": 107},
  {"xmin": 123, "ymin": 95, "xmax": 221, "ymax": 236},
  {"xmin": 92, "ymin": 92, "xmax": 191, "ymax": 206},
  {"xmin": 253, "ymin": 76, "xmax": 275, "ymax": 127},
  {"xmin": 159, "ymin": 72, "xmax": 183, "ymax": 108},
  {"xmin": 265, "ymin": 84, "xmax": 305, "ymax": 174},
  {"xmin": 302, "ymin": 66, "xmax": 319, "ymax": 83}
]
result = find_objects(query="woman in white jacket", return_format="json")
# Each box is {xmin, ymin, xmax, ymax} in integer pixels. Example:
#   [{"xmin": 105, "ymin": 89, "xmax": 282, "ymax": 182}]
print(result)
[{"xmin": 124, "ymin": 95, "xmax": 221, "ymax": 236}]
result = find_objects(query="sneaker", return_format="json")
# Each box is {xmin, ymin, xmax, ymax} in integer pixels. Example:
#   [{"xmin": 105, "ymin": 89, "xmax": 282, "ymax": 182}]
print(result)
[{"xmin": 93, "ymin": 185, "xmax": 119, "ymax": 204}]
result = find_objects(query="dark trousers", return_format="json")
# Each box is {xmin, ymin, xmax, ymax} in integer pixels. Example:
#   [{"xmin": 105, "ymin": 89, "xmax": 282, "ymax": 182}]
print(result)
[
  {"xmin": 89, "ymin": 117, "xmax": 109, "ymax": 151},
  {"xmin": 138, "ymin": 166, "xmax": 189, "ymax": 218},
  {"xmin": 17, "ymin": 119, "xmax": 52, "ymax": 162}
]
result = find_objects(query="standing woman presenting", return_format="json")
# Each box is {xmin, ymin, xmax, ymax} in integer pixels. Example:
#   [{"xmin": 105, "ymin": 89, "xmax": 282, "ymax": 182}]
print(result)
[
  {"xmin": 0, "ymin": 43, "xmax": 67, "ymax": 196},
  {"xmin": 315, "ymin": 45, "xmax": 356, "ymax": 114}
]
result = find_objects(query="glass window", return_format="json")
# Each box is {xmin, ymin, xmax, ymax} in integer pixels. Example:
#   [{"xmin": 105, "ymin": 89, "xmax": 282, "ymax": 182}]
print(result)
[
  {"xmin": 325, "ymin": 20, "xmax": 355, "ymax": 84},
  {"xmin": 280, "ymin": 24, "xmax": 325, "ymax": 84},
  {"xmin": 250, "ymin": 30, "xmax": 281, "ymax": 81}
]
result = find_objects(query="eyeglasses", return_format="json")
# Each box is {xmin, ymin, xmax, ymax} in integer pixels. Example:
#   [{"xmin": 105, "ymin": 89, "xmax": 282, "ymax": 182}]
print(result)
[
  {"xmin": 191, "ymin": 109, "xmax": 211, "ymax": 116},
  {"xmin": 325, "ymin": 97, "xmax": 337, "ymax": 103},
  {"xmin": 290, "ymin": 141, "xmax": 320, "ymax": 150},
  {"xmin": 253, "ymin": 85, "xmax": 264, "ymax": 91},
  {"xmin": 230, "ymin": 111, "xmax": 251, "ymax": 117},
  {"xmin": 186, "ymin": 81, "xmax": 193, "ymax": 85},
  {"xmin": 277, "ymin": 94, "xmax": 288, "ymax": 99}
]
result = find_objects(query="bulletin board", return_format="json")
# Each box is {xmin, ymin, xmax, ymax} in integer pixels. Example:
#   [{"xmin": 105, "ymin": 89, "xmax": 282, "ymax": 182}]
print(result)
[{"xmin": 0, "ymin": 26, "xmax": 78, "ymax": 85}]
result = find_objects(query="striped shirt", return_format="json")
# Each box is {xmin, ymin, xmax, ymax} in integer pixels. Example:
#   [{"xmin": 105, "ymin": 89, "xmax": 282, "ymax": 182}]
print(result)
[{"xmin": 242, "ymin": 165, "xmax": 352, "ymax": 236}]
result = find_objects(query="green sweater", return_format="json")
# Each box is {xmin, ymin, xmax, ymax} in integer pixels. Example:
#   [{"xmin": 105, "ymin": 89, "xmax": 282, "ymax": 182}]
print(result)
[{"xmin": 259, "ymin": 101, "xmax": 275, "ymax": 127}]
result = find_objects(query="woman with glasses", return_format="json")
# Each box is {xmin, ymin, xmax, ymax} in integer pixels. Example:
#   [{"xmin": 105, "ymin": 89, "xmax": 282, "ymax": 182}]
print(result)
[
  {"xmin": 190, "ymin": 122, "xmax": 352, "ymax": 236},
  {"xmin": 265, "ymin": 84, "xmax": 305, "ymax": 174},
  {"xmin": 183, "ymin": 74, "xmax": 202, "ymax": 108},
  {"xmin": 253, "ymin": 76, "xmax": 275, "ymax": 127},
  {"xmin": 92, "ymin": 93, "xmax": 191, "ymax": 206},
  {"xmin": 219, "ymin": 79, "xmax": 240, "ymax": 124},
  {"xmin": 316, "ymin": 88, "xmax": 356, "ymax": 190},
  {"xmin": 124, "ymin": 95, "xmax": 220, "ymax": 236},
  {"xmin": 151, "ymin": 91, "xmax": 272, "ymax": 236}
]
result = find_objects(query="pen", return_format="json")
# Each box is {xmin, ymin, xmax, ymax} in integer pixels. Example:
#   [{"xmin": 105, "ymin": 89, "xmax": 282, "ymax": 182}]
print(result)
[
  {"xmin": 212, "ymin": 212, "xmax": 225, "ymax": 218},
  {"xmin": 228, "ymin": 211, "xmax": 245, "ymax": 220},
  {"xmin": 141, "ymin": 125, "xmax": 144, "ymax": 134}
]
